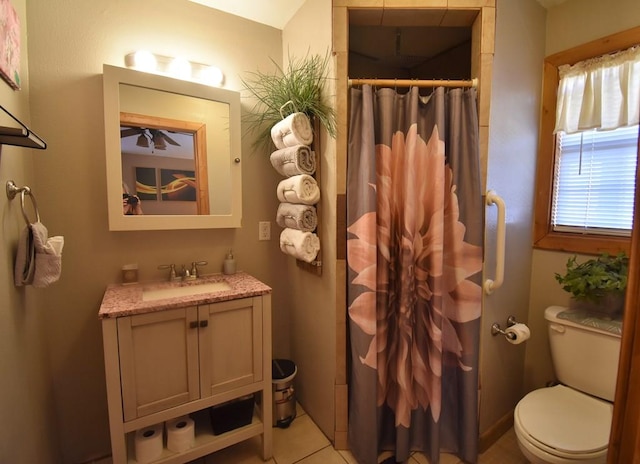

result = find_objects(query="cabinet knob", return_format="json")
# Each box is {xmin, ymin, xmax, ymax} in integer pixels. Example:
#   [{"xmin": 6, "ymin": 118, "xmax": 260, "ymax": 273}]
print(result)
[{"xmin": 190, "ymin": 320, "xmax": 208, "ymax": 328}]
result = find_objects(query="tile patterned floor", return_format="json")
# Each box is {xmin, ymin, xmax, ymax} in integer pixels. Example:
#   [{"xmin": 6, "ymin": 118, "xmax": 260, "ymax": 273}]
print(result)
[{"xmin": 94, "ymin": 404, "xmax": 528, "ymax": 464}]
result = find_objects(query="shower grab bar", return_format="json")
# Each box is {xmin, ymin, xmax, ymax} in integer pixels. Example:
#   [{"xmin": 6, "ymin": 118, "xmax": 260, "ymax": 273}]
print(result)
[{"xmin": 484, "ymin": 190, "xmax": 506, "ymax": 295}]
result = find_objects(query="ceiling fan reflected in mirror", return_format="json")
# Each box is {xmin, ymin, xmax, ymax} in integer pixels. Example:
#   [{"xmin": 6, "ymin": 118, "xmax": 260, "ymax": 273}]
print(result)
[{"xmin": 120, "ymin": 127, "xmax": 181, "ymax": 151}]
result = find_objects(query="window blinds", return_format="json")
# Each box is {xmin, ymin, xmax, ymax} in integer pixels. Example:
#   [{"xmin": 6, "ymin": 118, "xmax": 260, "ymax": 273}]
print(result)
[{"xmin": 552, "ymin": 125, "xmax": 639, "ymax": 235}]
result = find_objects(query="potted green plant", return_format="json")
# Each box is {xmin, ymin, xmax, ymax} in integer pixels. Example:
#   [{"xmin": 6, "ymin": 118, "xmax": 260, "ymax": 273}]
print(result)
[
  {"xmin": 555, "ymin": 252, "xmax": 629, "ymax": 317},
  {"xmin": 241, "ymin": 51, "xmax": 336, "ymax": 152}
]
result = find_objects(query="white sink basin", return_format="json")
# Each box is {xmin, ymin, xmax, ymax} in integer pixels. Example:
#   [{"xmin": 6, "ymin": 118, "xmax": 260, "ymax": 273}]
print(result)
[{"xmin": 142, "ymin": 280, "xmax": 232, "ymax": 302}]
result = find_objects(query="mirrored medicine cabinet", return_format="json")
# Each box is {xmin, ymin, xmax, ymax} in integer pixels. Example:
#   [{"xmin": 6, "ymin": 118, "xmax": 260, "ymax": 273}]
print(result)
[{"xmin": 103, "ymin": 64, "xmax": 242, "ymax": 231}]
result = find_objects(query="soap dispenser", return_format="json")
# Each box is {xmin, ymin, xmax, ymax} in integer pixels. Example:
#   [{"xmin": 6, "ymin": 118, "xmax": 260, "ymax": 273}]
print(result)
[{"xmin": 223, "ymin": 249, "xmax": 236, "ymax": 275}]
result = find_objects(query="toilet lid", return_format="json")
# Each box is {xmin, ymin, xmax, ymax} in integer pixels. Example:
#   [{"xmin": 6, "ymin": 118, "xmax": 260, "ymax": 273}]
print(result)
[{"xmin": 515, "ymin": 385, "xmax": 612, "ymax": 454}]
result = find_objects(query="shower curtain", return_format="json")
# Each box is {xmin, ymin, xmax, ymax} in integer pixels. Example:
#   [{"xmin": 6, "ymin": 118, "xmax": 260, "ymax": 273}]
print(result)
[{"xmin": 347, "ymin": 86, "xmax": 483, "ymax": 464}]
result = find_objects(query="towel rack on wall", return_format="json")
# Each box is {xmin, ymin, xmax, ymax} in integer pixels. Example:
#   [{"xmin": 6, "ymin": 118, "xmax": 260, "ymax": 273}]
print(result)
[
  {"xmin": 0, "ymin": 105, "xmax": 47, "ymax": 149},
  {"xmin": 6, "ymin": 180, "xmax": 41, "ymax": 224},
  {"xmin": 484, "ymin": 190, "xmax": 506, "ymax": 295}
]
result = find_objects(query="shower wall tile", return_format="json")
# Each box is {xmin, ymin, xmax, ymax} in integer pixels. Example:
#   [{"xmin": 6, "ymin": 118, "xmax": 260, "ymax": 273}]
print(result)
[
  {"xmin": 333, "ymin": 7, "xmax": 348, "ymax": 53},
  {"xmin": 385, "ymin": 0, "xmax": 447, "ymax": 8},
  {"xmin": 478, "ymin": 52, "xmax": 494, "ymax": 127},
  {"xmin": 334, "ymin": 0, "xmax": 383, "ymax": 7},
  {"xmin": 450, "ymin": 0, "xmax": 496, "ymax": 7},
  {"xmin": 480, "ymin": 7, "xmax": 496, "ymax": 54}
]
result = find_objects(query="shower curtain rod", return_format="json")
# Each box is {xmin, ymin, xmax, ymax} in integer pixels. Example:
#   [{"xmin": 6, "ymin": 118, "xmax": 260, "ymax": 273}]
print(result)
[{"xmin": 348, "ymin": 77, "xmax": 478, "ymax": 89}]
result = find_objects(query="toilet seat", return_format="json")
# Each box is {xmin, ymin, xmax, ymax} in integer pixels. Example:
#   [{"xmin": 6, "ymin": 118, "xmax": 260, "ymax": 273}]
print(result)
[{"xmin": 514, "ymin": 385, "xmax": 612, "ymax": 460}]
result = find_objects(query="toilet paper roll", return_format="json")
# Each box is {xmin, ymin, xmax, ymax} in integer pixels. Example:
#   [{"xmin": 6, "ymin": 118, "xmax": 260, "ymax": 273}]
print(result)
[
  {"xmin": 134, "ymin": 423, "xmax": 163, "ymax": 463},
  {"xmin": 166, "ymin": 415, "xmax": 195, "ymax": 453},
  {"xmin": 505, "ymin": 323, "xmax": 531, "ymax": 345}
]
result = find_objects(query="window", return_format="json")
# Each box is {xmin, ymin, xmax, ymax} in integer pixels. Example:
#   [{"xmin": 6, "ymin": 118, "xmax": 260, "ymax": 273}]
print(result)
[
  {"xmin": 552, "ymin": 125, "xmax": 638, "ymax": 236},
  {"xmin": 534, "ymin": 27, "xmax": 640, "ymax": 255}
]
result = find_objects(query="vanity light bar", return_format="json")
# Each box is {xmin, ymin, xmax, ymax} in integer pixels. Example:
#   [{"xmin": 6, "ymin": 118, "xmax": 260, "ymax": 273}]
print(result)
[{"xmin": 124, "ymin": 51, "xmax": 224, "ymax": 87}]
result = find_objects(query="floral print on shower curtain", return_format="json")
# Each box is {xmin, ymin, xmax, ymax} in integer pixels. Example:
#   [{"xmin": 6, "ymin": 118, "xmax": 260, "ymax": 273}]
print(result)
[{"xmin": 347, "ymin": 86, "xmax": 483, "ymax": 464}]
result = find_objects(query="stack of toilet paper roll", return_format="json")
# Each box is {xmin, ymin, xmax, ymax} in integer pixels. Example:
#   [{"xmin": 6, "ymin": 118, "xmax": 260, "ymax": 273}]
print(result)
[
  {"xmin": 166, "ymin": 415, "xmax": 195, "ymax": 453},
  {"xmin": 134, "ymin": 423, "xmax": 163, "ymax": 463},
  {"xmin": 134, "ymin": 415, "xmax": 195, "ymax": 462}
]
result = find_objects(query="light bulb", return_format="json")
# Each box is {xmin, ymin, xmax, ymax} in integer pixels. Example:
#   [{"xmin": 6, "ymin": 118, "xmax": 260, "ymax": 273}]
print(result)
[
  {"xmin": 133, "ymin": 50, "xmax": 157, "ymax": 72},
  {"xmin": 168, "ymin": 57, "xmax": 192, "ymax": 80},
  {"xmin": 198, "ymin": 66, "xmax": 224, "ymax": 86}
]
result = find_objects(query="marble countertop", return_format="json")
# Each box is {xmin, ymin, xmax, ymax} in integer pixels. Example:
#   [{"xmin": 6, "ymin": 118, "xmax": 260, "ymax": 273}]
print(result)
[{"xmin": 99, "ymin": 271, "xmax": 271, "ymax": 319}]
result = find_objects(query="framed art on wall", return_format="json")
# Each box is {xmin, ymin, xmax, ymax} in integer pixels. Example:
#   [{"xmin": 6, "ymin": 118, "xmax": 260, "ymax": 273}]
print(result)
[
  {"xmin": 135, "ymin": 167, "xmax": 159, "ymax": 200},
  {"xmin": 0, "ymin": 0, "xmax": 21, "ymax": 90},
  {"xmin": 160, "ymin": 169, "xmax": 196, "ymax": 201}
]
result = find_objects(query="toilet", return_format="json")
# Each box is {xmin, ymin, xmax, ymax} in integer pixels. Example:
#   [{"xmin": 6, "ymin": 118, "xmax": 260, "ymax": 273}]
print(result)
[{"xmin": 514, "ymin": 305, "xmax": 621, "ymax": 464}]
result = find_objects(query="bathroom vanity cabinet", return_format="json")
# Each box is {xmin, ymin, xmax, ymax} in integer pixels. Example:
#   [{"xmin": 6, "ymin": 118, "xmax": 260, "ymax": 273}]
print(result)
[{"xmin": 99, "ymin": 273, "xmax": 272, "ymax": 464}]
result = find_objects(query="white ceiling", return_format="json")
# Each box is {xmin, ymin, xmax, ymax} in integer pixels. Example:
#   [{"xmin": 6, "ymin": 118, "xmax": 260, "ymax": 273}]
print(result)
[
  {"xmin": 188, "ymin": 0, "xmax": 307, "ymax": 29},
  {"xmin": 189, "ymin": 0, "xmax": 570, "ymax": 29}
]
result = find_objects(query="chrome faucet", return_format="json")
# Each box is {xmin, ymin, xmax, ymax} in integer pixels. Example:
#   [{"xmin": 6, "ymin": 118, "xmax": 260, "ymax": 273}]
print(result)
[
  {"xmin": 158, "ymin": 264, "xmax": 180, "ymax": 282},
  {"xmin": 158, "ymin": 261, "xmax": 208, "ymax": 281},
  {"xmin": 190, "ymin": 261, "xmax": 208, "ymax": 279},
  {"xmin": 181, "ymin": 264, "xmax": 192, "ymax": 280}
]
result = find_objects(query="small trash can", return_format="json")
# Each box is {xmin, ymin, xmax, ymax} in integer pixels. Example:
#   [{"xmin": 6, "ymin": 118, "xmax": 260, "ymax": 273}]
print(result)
[{"xmin": 272, "ymin": 359, "xmax": 297, "ymax": 428}]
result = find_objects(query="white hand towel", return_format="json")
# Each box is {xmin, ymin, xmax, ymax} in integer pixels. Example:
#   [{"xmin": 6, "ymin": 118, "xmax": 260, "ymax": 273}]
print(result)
[
  {"xmin": 270, "ymin": 145, "xmax": 316, "ymax": 177},
  {"xmin": 270, "ymin": 112, "xmax": 313, "ymax": 149},
  {"xmin": 279, "ymin": 228, "xmax": 320, "ymax": 263},
  {"xmin": 31, "ymin": 222, "xmax": 64, "ymax": 288},
  {"xmin": 14, "ymin": 225, "xmax": 35, "ymax": 286},
  {"xmin": 276, "ymin": 203, "xmax": 318, "ymax": 232},
  {"xmin": 276, "ymin": 174, "xmax": 320, "ymax": 205},
  {"xmin": 28, "ymin": 222, "xmax": 64, "ymax": 288}
]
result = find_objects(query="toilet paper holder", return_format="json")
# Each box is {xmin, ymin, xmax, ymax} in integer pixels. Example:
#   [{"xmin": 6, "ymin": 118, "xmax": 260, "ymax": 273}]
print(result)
[{"xmin": 491, "ymin": 315, "xmax": 518, "ymax": 340}]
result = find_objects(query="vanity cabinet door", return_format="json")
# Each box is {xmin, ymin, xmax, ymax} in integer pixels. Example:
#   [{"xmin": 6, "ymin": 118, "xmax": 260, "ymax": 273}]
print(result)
[
  {"xmin": 198, "ymin": 296, "xmax": 263, "ymax": 398},
  {"xmin": 118, "ymin": 306, "xmax": 200, "ymax": 421}
]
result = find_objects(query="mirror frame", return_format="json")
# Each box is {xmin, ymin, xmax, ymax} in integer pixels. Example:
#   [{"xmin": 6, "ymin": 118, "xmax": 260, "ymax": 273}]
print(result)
[{"xmin": 103, "ymin": 64, "xmax": 242, "ymax": 230}]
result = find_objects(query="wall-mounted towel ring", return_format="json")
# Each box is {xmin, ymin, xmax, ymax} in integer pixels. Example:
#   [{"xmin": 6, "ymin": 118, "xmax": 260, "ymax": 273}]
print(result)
[{"xmin": 6, "ymin": 180, "xmax": 41, "ymax": 224}]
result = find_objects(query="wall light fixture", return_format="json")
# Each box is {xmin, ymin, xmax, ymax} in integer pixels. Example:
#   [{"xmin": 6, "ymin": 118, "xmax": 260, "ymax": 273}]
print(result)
[{"xmin": 124, "ymin": 51, "xmax": 224, "ymax": 87}]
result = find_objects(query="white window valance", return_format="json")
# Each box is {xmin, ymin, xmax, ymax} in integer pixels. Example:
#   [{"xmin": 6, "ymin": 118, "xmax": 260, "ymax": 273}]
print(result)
[{"xmin": 554, "ymin": 45, "xmax": 640, "ymax": 134}]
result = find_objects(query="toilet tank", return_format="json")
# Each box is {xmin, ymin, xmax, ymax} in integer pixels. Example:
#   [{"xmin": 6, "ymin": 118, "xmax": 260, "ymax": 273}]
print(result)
[{"xmin": 545, "ymin": 305, "xmax": 622, "ymax": 402}]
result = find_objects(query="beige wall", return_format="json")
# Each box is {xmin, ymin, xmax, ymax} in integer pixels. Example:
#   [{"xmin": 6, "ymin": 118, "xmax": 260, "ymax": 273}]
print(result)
[
  {"xmin": 24, "ymin": 1, "xmax": 289, "ymax": 461},
  {"xmin": 545, "ymin": 0, "xmax": 640, "ymax": 56},
  {"xmin": 479, "ymin": 0, "xmax": 546, "ymax": 434},
  {"xmin": 282, "ymin": 0, "xmax": 337, "ymax": 440},
  {"xmin": 524, "ymin": 0, "xmax": 640, "ymax": 396},
  {"xmin": 0, "ymin": 1, "xmax": 61, "ymax": 462}
]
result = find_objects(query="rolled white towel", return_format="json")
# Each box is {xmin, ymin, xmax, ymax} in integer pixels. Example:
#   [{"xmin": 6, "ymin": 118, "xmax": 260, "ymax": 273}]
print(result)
[
  {"xmin": 270, "ymin": 145, "xmax": 316, "ymax": 177},
  {"xmin": 270, "ymin": 112, "xmax": 313, "ymax": 149},
  {"xmin": 276, "ymin": 174, "xmax": 320, "ymax": 205},
  {"xmin": 276, "ymin": 203, "xmax": 318, "ymax": 232},
  {"xmin": 31, "ymin": 221, "xmax": 64, "ymax": 288},
  {"xmin": 280, "ymin": 228, "xmax": 320, "ymax": 263}
]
